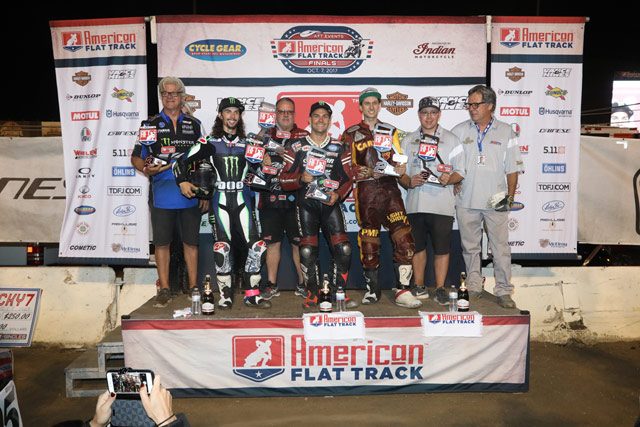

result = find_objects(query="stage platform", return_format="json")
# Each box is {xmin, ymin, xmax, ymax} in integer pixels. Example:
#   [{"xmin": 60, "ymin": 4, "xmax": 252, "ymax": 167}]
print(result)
[{"xmin": 120, "ymin": 289, "xmax": 530, "ymax": 397}]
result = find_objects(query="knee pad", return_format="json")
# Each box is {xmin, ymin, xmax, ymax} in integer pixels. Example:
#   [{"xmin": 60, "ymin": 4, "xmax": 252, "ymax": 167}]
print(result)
[
  {"xmin": 359, "ymin": 233, "xmax": 380, "ymax": 270},
  {"xmin": 245, "ymin": 240, "xmax": 267, "ymax": 273},
  {"xmin": 299, "ymin": 245, "xmax": 318, "ymax": 262},
  {"xmin": 213, "ymin": 241, "xmax": 231, "ymax": 274},
  {"xmin": 391, "ymin": 226, "xmax": 415, "ymax": 264}
]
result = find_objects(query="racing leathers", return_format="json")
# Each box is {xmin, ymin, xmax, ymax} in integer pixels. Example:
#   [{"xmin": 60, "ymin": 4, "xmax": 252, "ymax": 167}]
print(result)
[
  {"xmin": 342, "ymin": 121, "xmax": 416, "ymax": 306},
  {"xmin": 173, "ymin": 133, "xmax": 270, "ymax": 309},
  {"xmin": 279, "ymin": 135, "xmax": 353, "ymax": 305}
]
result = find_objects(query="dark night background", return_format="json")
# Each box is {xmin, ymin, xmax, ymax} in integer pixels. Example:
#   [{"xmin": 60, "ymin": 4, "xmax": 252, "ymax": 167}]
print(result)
[{"xmin": 2, "ymin": 1, "xmax": 637, "ymax": 125}]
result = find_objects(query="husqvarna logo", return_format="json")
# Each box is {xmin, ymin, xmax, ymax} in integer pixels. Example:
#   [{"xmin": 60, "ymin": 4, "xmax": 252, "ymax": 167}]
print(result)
[
  {"xmin": 272, "ymin": 26, "xmax": 373, "ymax": 74},
  {"xmin": 232, "ymin": 336, "xmax": 285, "ymax": 382}
]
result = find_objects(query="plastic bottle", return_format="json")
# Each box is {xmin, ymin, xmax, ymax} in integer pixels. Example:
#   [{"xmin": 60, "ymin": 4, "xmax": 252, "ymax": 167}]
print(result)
[
  {"xmin": 335, "ymin": 284, "xmax": 346, "ymax": 312},
  {"xmin": 191, "ymin": 286, "xmax": 201, "ymax": 316},
  {"xmin": 449, "ymin": 285, "xmax": 458, "ymax": 312}
]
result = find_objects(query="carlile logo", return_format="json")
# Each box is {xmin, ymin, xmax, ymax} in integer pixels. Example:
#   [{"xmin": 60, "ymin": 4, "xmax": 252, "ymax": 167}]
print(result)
[
  {"xmin": 232, "ymin": 336, "xmax": 285, "ymax": 382},
  {"xmin": 272, "ymin": 26, "xmax": 373, "ymax": 74}
]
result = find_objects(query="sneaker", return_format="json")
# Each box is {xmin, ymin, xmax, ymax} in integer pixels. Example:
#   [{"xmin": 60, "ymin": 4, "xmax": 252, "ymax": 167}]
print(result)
[
  {"xmin": 244, "ymin": 295, "xmax": 272, "ymax": 309},
  {"xmin": 260, "ymin": 284, "xmax": 280, "ymax": 301},
  {"xmin": 434, "ymin": 287, "xmax": 449, "ymax": 305},
  {"xmin": 361, "ymin": 290, "xmax": 379, "ymax": 305},
  {"xmin": 218, "ymin": 296, "xmax": 233, "ymax": 310},
  {"xmin": 294, "ymin": 283, "xmax": 307, "ymax": 298},
  {"xmin": 302, "ymin": 291, "xmax": 318, "ymax": 309},
  {"xmin": 154, "ymin": 288, "xmax": 172, "ymax": 307},
  {"xmin": 394, "ymin": 288, "xmax": 422, "ymax": 309},
  {"xmin": 410, "ymin": 285, "xmax": 429, "ymax": 300},
  {"xmin": 497, "ymin": 295, "xmax": 516, "ymax": 309}
]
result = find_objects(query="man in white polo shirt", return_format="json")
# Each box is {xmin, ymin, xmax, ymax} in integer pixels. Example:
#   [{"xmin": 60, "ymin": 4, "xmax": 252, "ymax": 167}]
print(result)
[{"xmin": 451, "ymin": 85, "xmax": 524, "ymax": 309}]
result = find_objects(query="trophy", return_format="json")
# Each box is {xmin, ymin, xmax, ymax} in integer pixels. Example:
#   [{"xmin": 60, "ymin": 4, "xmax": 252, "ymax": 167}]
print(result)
[
  {"xmin": 417, "ymin": 134, "xmax": 445, "ymax": 186},
  {"xmin": 371, "ymin": 123, "xmax": 408, "ymax": 176},
  {"xmin": 304, "ymin": 147, "xmax": 333, "ymax": 202},
  {"xmin": 258, "ymin": 102, "xmax": 276, "ymax": 129}
]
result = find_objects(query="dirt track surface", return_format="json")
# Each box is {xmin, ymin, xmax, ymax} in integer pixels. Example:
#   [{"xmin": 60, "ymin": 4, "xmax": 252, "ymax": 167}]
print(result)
[{"xmin": 12, "ymin": 342, "xmax": 640, "ymax": 426}]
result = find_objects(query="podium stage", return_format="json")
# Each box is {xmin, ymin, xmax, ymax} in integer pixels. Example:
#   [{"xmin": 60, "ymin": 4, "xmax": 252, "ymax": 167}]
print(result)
[{"xmin": 122, "ymin": 290, "xmax": 529, "ymax": 397}]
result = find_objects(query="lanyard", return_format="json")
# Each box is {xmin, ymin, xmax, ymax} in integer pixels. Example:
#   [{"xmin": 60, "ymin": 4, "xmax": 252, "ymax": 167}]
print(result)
[{"xmin": 474, "ymin": 117, "xmax": 494, "ymax": 153}]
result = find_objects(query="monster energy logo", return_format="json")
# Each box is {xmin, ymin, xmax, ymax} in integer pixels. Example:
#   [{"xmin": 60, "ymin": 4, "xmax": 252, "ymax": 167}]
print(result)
[{"xmin": 224, "ymin": 156, "xmax": 239, "ymax": 175}]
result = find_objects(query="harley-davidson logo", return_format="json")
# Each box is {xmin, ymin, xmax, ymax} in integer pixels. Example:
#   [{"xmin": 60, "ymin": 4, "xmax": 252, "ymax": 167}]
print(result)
[{"xmin": 382, "ymin": 92, "xmax": 414, "ymax": 116}]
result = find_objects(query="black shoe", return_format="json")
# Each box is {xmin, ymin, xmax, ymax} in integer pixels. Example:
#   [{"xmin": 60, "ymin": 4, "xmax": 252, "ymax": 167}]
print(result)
[{"xmin": 154, "ymin": 288, "xmax": 171, "ymax": 307}]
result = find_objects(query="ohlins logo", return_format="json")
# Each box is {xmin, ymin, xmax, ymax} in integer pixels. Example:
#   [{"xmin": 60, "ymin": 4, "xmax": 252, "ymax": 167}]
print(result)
[{"xmin": 272, "ymin": 26, "xmax": 372, "ymax": 74}]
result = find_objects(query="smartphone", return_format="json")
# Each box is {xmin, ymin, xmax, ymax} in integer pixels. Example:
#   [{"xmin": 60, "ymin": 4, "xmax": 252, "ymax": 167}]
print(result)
[{"xmin": 107, "ymin": 369, "xmax": 154, "ymax": 395}]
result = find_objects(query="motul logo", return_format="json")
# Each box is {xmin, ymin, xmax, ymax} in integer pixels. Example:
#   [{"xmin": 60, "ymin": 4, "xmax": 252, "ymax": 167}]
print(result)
[
  {"xmin": 71, "ymin": 111, "xmax": 100, "ymax": 121},
  {"xmin": 500, "ymin": 107, "xmax": 530, "ymax": 116}
]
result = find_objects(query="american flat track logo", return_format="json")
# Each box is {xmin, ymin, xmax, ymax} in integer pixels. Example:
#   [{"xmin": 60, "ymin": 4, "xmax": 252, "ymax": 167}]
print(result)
[
  {"xmin": 232, "ymin": 335, "xmax": 285, "ymax": 382},
  {"xmin": 272, "ymin": 26, "xmax": 372, "ymax": 74}
]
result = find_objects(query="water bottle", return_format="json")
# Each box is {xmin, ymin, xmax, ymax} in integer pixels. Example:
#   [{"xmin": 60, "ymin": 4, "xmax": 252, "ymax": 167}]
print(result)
[
  {"xmin": 448, "ymin": 285, "xmax": 458, "ymax": 312},
  {"xmin": 335, "ymin": 284, "xmax": 346, "ymax": 312},
  {"xmin": 191, "ymin": 287, "xmax": 201, "ymax": 316}
]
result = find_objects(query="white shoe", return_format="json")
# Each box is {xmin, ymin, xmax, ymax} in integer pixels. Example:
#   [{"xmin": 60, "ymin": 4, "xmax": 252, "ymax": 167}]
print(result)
[{"xmin": 394, "ymin": 288, "xmax": 422, "ymax": 309}]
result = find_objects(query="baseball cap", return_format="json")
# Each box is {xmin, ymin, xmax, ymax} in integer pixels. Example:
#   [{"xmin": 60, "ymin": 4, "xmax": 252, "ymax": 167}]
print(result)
[
  {"xmin": 218, "ymin": 97, "xmax": 245, "ymax": 113},
  {"xmin": 359, "ymin": 87, "xmax": 382, "ymax": 104},
  {"xmin": 419, "ymin": 97, "xmax": 441, "ymax": 111},
  {"xmin": 309, "ymin": 101, "xmax": 333, "ymax": 116}
]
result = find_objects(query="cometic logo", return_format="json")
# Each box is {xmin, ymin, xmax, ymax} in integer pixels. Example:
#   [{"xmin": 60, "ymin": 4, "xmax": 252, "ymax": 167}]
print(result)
[
  {"xmin": 272, "ymin": 26, "xmax": 372, "ymax": 74},
  {"xmin": 542, "ymin": 200, "xmax": 565, "ymax": 213},
  {"xmin": 186, "ymin": 39, "xmax": 246, "ymax": 61},
  {"xmin": 537, "ymin": 183, "xmax": 570, "ymax": 192},
  {"xmin": 232, "ymin": 336, "xmax": 285, "ymax": 382},
  {"xmin": 69, "ymin": 245, "xmax": 96, "ymax": 251},
  {"xmin": 508, "ymin": 241, "xmax": 525, "ymax": 246}
]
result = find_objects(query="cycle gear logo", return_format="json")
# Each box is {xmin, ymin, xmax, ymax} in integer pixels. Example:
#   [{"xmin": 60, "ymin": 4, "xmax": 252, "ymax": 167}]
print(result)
[
  {"xmin": 232, "ymin": 335, "xmax": 285, "ymax": 382},
  {"xmin": 272, "ymin": 26, "xmax": 372, "ymax": 74}
]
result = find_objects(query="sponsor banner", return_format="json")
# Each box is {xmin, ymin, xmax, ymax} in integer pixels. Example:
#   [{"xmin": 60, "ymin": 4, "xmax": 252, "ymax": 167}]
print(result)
[
  {"xmin": 123, "ymin": 316, "xmax": 529, "ymax": 395},
  {"xmin": 490, "ymin": 18, "xmax": 583, "ymax": 255},
  {"xmin": 578, "ymin": 136, "xmax": 640, "ymax": 245},
  {"xmin": 51, "ymin": 19, "xmax": 149, "ymax": 259},
  {"xmin": 0, "ymin": 288, "xmax": 41, "ymax": 347},
  {"xmin": 420, "ymin": 311, "xmax": 483, "ymax": 337},
  {"xmin": 157, "ymin": 17, "xmax": 486, "ymax": 81},
  {"xmin": 303, "ymin": 312, "xmax": 366, "ymax": 341},
  {"xmin": 0, "ymin": 138, "xmax": 66, "ymax": 242}
]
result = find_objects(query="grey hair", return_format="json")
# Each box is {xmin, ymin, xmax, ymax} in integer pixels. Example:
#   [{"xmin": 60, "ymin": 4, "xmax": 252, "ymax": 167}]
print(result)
[
  {"xmin": 158, "ymin": 76, "xmax": 186, "ymax": 97},
  {"xmin": 468, "ymin": 85, "xmax": 497, "ymax": 112}
]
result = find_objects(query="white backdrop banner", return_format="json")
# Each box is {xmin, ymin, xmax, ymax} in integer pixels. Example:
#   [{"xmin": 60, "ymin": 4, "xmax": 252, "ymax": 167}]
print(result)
[
  {"xmin": 491, "ymin": 17, "xmax": 586, "ymax": 255},
  {"xmin": 123, "ymin": 315, "xmax": 529, "ymax": 395},
  {"xmin": 51, "ymin": 18, "xmax": 149, "ymax": 260},
  {"xmin": 157, "ymin": 16, "xmax": 487, "ymax": 231},
  {"xmin": 0, "ymin": 138, "xmax": 65, "ymax": 243},
  {"xmin": 579, "ymin": 136, "xmax": 640, "ymax": 245}
]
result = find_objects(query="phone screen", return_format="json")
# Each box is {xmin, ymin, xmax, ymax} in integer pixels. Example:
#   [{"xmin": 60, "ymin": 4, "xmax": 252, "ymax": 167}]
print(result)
[{"xmin": 107, "ymin": 371, "xmax": 154, "ymax": 394}]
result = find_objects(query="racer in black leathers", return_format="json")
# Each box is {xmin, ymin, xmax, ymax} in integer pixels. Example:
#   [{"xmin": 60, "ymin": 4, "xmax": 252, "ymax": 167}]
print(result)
[
  {"xmin": 173, "ymin": 97, "xmax": 270, "ymax": 309},
  {"xmin": 279, "ymin": 102, "xmax": 356, "ymax": 309}
]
